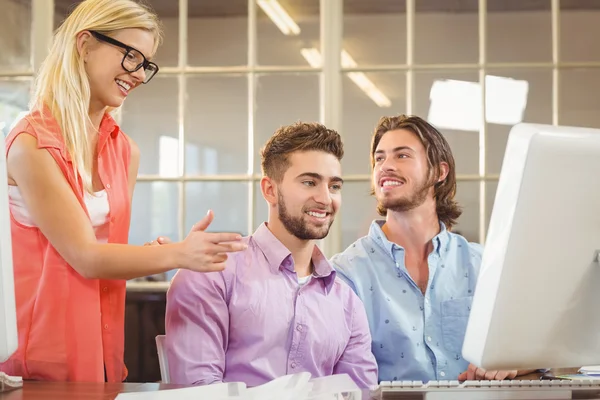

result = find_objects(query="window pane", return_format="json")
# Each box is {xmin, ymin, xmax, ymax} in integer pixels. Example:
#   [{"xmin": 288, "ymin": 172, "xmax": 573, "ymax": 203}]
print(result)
[
  {"xmin": 258, "ymin": 0, "xmax": 319, "ymax": 66},
  {"xmin": 148, "ymin": 0, "xmax": 178, "ymax": 68},
  {"xmin": 560, "ymin": 4, "xmax": 600, "ymax": 62},
  {"xmin": 254, "ymin": 73, "xmax": 320, "ymax": 173},
  {"xmin": 185, "ymin": 182, "xmax": 249, "ymax": 236},
  {"xmin": 453, "ymin": 181, "xmax": 480, "ymax": 244},
  {"xmin": 185, "ymin": 75, "xmax": 248, "ymax": 175},
  {"xmin": 414, "ymin": 71, "xmax": 480, "ymax": 175},
  {"xmin": 559, "ymin": 69, "xmax": 600, "ymax": 129},
  {"xmin": 0, "ymin": 79, "xmax": 31, "ymax": 137},
  {"xmin": 485, "ymin": 180, "xmax": 498, "ymax": 239},
  {"xmin": 253, "ymin": 180, "xmax": 268, "ymax": 232},
  {"xmin": 487, "ymin": 3, "xmax": 551, "ymax": 63},
  {"xmin": 0, "ymin": 0, "xmax": 31, "ymax": 70},
  {"xmin": 415, "ymin": 0, "xmax": 478, "ymax": 64},
  {"xmin": 130, "ymin": 182, "xmax": 180, "ymax": 245},
  {"xmin": 340, "ymin": 181, "xmax": 379, "ymax": 250},
  {"xmin": 188, "ymin": 1, "xmax": 247, "ymax": 66},
  {"xmin": 121, "ymin": 76, "xmax": 178, "ymax": 176},
  {"xmin": 485, "ymin": 69, "xmax": 552, "ymax": 175},
  {"xmin": 343, "ymin": 0, "xmax": 406, "ymax": 65},
  {"xmin": 54, "ymin": 0, "xmax": 177, "ymax": 67},
  {"xmin": 342, "ymin": 72, "xmax": 406, "ymax": 175}
]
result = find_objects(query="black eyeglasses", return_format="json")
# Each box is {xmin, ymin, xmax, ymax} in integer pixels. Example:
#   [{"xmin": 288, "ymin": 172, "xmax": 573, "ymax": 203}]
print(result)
[{"xmin": 89, "ymin": 30, "xmax": 159, "ymax": 84}]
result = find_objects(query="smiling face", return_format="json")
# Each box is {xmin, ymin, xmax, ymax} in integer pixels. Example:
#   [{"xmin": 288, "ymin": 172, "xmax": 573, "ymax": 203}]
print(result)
[
  {"xmin": 372, "ymin": 128, "xmax": 435, "ymax": 213},
  {"xmin": 264, "ymin": 150, "xmax": 343, "ymax": 240},
  {"xmin": 79, "ymin": 28, "xmax": 156, "ymax": 110}
]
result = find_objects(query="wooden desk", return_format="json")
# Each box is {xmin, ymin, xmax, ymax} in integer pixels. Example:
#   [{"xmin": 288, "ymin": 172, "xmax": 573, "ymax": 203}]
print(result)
[{"xmin": 0, "ymin": 382, "xmax": 187, "ymax": 400}]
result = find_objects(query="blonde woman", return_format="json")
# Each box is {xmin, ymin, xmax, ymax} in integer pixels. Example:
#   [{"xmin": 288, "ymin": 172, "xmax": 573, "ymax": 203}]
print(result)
[{"xmin": 0, "ymin": 0, "xmax": 245, "ymax": 382}]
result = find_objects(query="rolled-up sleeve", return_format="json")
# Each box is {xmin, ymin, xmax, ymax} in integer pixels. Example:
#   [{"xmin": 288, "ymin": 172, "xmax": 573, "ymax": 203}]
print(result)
[{"xmin": 165, "ymin": 268, "xmax": 230, "ymax": 385}]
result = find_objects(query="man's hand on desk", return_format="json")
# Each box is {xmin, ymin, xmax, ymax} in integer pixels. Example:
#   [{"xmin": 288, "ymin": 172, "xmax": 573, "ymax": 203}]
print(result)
[{"xmin": 458, "ymin": 364, "xmax": 537, "ymax": 381}]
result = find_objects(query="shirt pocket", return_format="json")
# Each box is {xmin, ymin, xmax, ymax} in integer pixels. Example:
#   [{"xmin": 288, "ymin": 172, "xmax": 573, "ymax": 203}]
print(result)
[{"xmin": 440, "ymin": 296, "xmax": 473, "ymax": 354}]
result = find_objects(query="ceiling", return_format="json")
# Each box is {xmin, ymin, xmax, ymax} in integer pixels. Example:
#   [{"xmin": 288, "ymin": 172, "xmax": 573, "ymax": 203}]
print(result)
[{"xmin": 50, "ymin": 0, "xmax": 600, "ymax": 19}]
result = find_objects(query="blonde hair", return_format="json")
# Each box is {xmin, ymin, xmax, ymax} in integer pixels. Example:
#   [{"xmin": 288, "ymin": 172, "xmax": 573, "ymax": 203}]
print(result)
[{"xmin": 32, "ymin": 0, "xmax": 162, "ymax": 192}]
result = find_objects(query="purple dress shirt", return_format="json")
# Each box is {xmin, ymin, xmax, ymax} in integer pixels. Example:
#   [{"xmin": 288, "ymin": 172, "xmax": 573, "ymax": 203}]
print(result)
[{"xmin": 165, "ymin": 223, "xmax": 378, "ymax": 388}]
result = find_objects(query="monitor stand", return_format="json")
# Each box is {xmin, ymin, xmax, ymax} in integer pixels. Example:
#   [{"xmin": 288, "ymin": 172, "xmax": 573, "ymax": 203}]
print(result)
[{"xmin": 0, "ymin": 372, "xmax": 22, "ymax": 392}]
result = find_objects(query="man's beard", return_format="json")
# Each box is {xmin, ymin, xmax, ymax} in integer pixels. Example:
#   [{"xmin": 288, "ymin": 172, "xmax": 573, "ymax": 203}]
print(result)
[
  {"xmin": 378, "ymin": 177, "xmax": 433, "ymax": 213},
  {"xmin": 278, "ymin": 191, "xmax": 333, "ymax": 240}
]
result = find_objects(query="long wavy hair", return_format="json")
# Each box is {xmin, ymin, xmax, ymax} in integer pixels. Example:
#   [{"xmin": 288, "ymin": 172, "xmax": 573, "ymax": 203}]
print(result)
[{"xmin": 370, "ymin": 115, "xmax": 462, "ymax": 229}]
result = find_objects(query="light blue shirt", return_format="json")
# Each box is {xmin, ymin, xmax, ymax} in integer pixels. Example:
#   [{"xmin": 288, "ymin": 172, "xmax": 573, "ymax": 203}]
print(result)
[{"xmin": 331, "ymin": 220, "xmax": 483, "ymax": 383}]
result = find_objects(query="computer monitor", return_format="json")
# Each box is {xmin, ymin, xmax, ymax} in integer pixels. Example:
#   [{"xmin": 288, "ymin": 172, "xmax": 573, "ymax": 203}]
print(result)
[
  {"xmin": 462, "ymin": 123, "xmax": 600, "ymax": 371},
  {"xmin": 0, "ymin": 136, "xmax": 17, "ymax": 363}
]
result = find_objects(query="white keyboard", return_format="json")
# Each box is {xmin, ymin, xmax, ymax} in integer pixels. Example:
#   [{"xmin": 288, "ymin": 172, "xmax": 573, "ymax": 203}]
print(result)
[{"xmin": 377, "ymin": 379, "xmax": 600, "ymax": 399}]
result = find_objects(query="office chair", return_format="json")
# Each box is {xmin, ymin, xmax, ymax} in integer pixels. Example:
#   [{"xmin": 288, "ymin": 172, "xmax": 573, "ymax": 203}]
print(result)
[{"xmin": 155, "ymin": 334, "xmax": 170, "ymax": 383}]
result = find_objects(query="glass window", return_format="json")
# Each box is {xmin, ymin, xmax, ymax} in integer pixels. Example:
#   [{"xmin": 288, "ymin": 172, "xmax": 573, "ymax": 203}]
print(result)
[
  {"xmin": 258, "ymin": 0, "xmax": 319, "ymax": 66},
  {"xmin": 342, "ymin": 72, "xmax": 406, "ymax": 175},
  {"xmin": 0, "ymin": 0, "xmax": 31, "ymax": 71},
  {"xmin": 343, "ymin": 0, "xmax": 406, "ymax": 65},
  {"xmin": 559, "ymin": 69, "xmax": 600, "ymax": 129},
  {"xmin": 130, "ymin": 182, "xmax": 180, "ymax": 245},
  {"xmin": 560, "ymin": 3, "xmax": 600, "ymax": 62},
  {"xmin": 487, "ymin": 3, "xmax": 551, "ymax": 63},
  {"xmin": 453, "ymin": 181, "xmax": 480, "ymax": 243},
  {"xmin": 254, "ymin": 73, "xmax": 320, "ymax": 174},
  {"xmin": 185, "ymin": 182, "xmax": 250, "ymax": 236},
  {"xmin": 340, "ymin": 180, "xmax": 379, "ymax": 250},
  {"xmin": 185, "ymin": 75, "xmax": 248, "ymax": 175},
  {"xmin": 0, "ymin": 79, "xmax": 31, "ymax": 137},
  {"xmin": 485, "ymin": 69, "xmax": 552, "ymax": 175},
  {"xmin": 188, "ymin": 1, "xmax": 247, "ymax": 66},
  {"xmin": 120, "ymin": 76, "xmax": 179, "ymax": 177},
  {"xmin": 415, "ymin": 0, "xmax": 478, "ymax": 64}
]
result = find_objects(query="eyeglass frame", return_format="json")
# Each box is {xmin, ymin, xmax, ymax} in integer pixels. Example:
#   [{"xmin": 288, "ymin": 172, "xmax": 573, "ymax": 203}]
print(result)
[{"xmin": 88, "ymin": 30, "xmax": 159, "ymax": 84}]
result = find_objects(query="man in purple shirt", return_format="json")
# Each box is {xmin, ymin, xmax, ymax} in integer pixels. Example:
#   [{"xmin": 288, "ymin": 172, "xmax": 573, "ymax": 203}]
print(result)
[{"xmin": 164, "ymin": 122, "xmax": 378, "ymax": 388}]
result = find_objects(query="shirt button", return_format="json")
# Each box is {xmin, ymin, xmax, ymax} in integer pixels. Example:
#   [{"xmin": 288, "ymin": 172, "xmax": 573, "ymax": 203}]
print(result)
[
  {"xmin": 106, "ymin": 184, "xmax": 111, "ymax": 189},
  {"xmin": 103, "ymin": 287, "xmax": 108, "ymax": 292},
  {"xmin": 291, "ymin": 363, "xmax": 296, "ymax": 369},
  {"xmin": 427, "ymin": 336, "xmax": 432, "ymax": 342},
  {"xmin": 440, "ymin": 371, "xmax": 446, "ymax": 377},
  {"xmin": 296, "ymin": 324, "xmax": 302, "ymax": 331},
  {"xmin": 104, "ymin": 324, "xmax": 109, "ymax": 330}
]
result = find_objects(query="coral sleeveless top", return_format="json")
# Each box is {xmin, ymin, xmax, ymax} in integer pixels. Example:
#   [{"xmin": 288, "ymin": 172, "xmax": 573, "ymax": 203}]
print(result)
[{"xmin": 0, "ymin": 107, "xmax": 132, "ymax": 382}]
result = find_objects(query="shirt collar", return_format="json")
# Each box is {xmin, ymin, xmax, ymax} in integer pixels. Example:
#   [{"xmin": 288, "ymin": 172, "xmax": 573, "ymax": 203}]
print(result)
[
  {"xmin": 368, "ymin": 219, "xmax": 450, "ymax": 257},
  {"xmin": 252, "ymin": 223, "xmax": 337, "ymax": 294}
]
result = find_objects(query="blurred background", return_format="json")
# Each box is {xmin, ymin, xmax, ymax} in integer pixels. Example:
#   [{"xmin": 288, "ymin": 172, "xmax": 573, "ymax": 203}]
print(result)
[
  {"xmin": 2, "ymin": 0, "xmax": 600, "ymax": 382},
  {"xmin": 3, "ymin": 0, "xmax": 600, "ymax": 261}
]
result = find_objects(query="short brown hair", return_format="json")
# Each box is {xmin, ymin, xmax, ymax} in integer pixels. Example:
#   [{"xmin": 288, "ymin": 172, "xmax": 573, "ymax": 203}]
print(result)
[
  {"xmin": 261, "ymin": 121, "xmax": 344, "ymax": 182},
  {"xmin": 371, "ymin": 115, "xmax": 462, "ymax": 228}
]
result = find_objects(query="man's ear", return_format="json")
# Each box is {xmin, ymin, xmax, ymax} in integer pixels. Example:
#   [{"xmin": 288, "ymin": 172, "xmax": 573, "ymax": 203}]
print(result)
[
  {"xmin": 260, "ymin": 176, "xmax": 278, "ymax": 207},
  {"xmin": 438, "ymin": 162, "xmax": 450, "ymax": 183},
  {"xmin": 76, "ymin": 30, "xmax": 94, "ymax": 61}
]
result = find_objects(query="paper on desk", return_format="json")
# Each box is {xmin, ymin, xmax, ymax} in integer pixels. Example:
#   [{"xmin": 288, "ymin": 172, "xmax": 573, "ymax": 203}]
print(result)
[
  {"xmin": 114, "ymin": 382, "xmax": 245, "ymax": 400},
  {"xmin": 114, "ymin": 373, "xmax": 360, "ymax": 400},
  {"xmin": 245, "ymin": 372, "xmax": 311, "ymax": 400},
  {"xmin": 579, "ymin": 365, "xmax": 600, "ymax": 376},
  {"xmin": 306, "ymin": 374, "xmax": 362, "ymax": 399}
]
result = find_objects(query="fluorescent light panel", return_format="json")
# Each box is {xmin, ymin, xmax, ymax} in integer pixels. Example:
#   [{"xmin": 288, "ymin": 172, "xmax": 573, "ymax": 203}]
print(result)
[
  {"xmin": 257, "ymin": 0, "xmax": 300, "ymax": 36},
  {"xmin": 300, "ymin": 48, "xmax": 391, "ymax": 108}
]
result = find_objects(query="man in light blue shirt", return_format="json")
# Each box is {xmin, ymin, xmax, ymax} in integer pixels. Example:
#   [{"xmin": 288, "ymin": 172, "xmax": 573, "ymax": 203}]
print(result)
[{"xmin": 331, "ymin": 115, "xmax": 534, "ymax": 383}]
